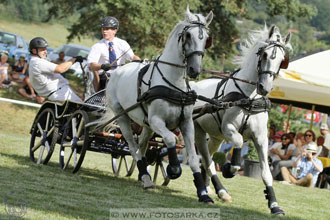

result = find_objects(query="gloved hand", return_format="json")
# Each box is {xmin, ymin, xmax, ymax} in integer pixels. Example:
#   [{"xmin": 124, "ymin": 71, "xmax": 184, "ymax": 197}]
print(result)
[
  {"xmin": 101, "ymin": 64, "xmax": 112, "ymax": 71},
  {"xmin": 74, "ymin": 56, "xmax": 84, "ymax": 63}
]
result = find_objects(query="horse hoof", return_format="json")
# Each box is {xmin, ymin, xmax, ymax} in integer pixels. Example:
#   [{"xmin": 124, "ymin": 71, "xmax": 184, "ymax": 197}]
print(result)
[
  {"xmin": 218, "ymin": 189, "xmax": 232, "ymax": 202},
  {"xmin": 166, "ymin": 164, "xmax": 182, "ymax": 179},
  {"xmin": 199, "ymin": 194, "xmax": 214, "ymax": 204},
  {"xmin": 141, "ymin": 174, "xmax": 155, "ymax": 189},
  {"xmin": 271, "ymin": 206, "xmax": 285, "ymax": 216},
  {"xmin": 221, "ymin": 163, "xmax": 235, "ymax": 178}
]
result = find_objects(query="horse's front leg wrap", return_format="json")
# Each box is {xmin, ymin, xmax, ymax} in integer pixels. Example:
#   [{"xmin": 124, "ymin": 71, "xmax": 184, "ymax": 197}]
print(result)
[
  {"xmin": 264, "ymin": 186, "xmax": 285, "ymax": 215},
  {"xmin": 166, "ymin": 146, "xmax": 182, "ymax": 179},
  {"xmin": 193, "ymin": 172, "xmax": 214, "ymax": 203},
  {"xmin": 221, "ymin": 147, "xmax": 241, "ymax": 178}
]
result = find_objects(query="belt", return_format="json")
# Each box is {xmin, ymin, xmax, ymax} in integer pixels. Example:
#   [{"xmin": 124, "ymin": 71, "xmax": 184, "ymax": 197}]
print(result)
[{"xmin": 47, "ymin": 87, "xmax": 62, "ymax": 98}]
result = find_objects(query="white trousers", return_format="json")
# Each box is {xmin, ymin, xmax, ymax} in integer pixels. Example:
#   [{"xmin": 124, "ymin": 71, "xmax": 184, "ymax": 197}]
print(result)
[{"xmin": 48, "ymin": 85, "xmax": 82, "ymax": 103}]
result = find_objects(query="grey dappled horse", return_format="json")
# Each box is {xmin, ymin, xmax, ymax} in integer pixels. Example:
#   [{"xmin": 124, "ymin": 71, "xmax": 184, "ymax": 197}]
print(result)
[
  {"xmin": 100, "ymin": 7, "xmax": 214, "ymax": 203},
  {"xmin": 191, "ymin": 25, "xmax": 291, "ymax": 213}
]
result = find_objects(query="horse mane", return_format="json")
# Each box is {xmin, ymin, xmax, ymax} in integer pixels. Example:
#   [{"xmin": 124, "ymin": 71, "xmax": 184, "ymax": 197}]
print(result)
[{"xmin": 234, "ymin": 25, "xmax": 292, "ymax": 69}]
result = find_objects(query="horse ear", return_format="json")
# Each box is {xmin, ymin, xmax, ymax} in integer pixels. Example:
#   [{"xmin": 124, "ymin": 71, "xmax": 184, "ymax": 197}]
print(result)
[
  {"xmin": 205, "ymin": 11, "xmax": 213, "ymax": 27},
  {"xmin": 269, "ymin": 25, "xmax": 276, "ymax": 38},
  {"xmin": 284, "ymin": 32, "xmax": 292, "ymax": 44},
  {"xmin": 185, "ymin": 5, "xmax": 195, "ymax": 22}
]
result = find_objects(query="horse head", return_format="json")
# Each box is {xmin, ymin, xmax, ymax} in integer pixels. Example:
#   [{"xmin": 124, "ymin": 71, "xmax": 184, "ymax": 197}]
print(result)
[
  {"xmin": 180, "ymin": 6, "xmax": 213, "ymax": 79},
  {"xmin": 256, "ymin": 25, "xmax": 291, "ymax": 96}
]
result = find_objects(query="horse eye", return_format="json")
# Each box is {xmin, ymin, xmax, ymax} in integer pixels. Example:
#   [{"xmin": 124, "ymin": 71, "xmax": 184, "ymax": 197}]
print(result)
[
  {"xmin": 263, "ymin": 53, "xmax": 267, "ymax": 59},
  {"xmin": 186, "ymin": 32, "xmax": 191, "ymax": 39}
]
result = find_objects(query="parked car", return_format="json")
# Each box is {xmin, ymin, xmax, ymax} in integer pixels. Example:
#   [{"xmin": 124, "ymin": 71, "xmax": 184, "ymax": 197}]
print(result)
[
  {"xmin": 48, "ymin": 44, "xmax": 90, "ymax": 76},
  {"xmin": 0, "ymin": 30, "xmax": 29, "ymax": 61}
]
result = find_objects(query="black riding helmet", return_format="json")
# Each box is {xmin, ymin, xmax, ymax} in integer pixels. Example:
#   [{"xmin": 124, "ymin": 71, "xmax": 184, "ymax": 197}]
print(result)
[
  {"xmin": 100, "ymin": 16, "xmax": 119, "ymax": 30},
  {"xmin": 29, "ymin": 37, "xmax": 48, "ymax": 54}
]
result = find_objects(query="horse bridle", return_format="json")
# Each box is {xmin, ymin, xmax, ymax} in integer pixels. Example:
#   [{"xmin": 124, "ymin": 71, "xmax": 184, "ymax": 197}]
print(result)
[
  {"xmin": 256, "ymin": 40, "xmax": 289, "ymax": 78},
  {"xmin": 178, "ymin": 16, "xmax": 212, "ymax": 63}
]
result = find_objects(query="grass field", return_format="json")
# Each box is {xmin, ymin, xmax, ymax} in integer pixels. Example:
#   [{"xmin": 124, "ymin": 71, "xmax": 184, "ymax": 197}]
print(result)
[
  {"xmin": 0, "ymin": 19, "xmax": 95, "ymax": 48},
  {"xmin": 0, "ymin": 101, "xmax": 329, "ymax": 220}
]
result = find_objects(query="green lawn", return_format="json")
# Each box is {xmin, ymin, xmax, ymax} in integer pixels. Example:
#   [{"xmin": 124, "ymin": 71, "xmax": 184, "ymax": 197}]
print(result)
[
  {"xmin": 0, "ymin": 101, "xmax": 329, "ymax": 220},
  {"xmin": 0, "ymin": 20, "xmax": 95, "ymax": 48}
]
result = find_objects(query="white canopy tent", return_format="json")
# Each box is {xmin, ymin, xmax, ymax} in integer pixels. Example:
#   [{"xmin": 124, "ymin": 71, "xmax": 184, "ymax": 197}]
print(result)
[{"xmin": 269, "ymin": 50, "xmax": 330, "ymax": 114}]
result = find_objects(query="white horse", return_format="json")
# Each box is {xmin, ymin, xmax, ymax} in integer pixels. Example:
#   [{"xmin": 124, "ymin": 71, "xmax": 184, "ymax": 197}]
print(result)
[
  {"xmin": 191, "ymin": 25, "xmax": 291, "ymax": 213},
  {"xmin": 100, "ymin": 7, "xmax": 214, "ymax": 203}
]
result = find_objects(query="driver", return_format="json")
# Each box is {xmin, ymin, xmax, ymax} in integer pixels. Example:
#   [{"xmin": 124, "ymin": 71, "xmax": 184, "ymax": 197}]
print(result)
[
  {"xmin": 87, "ymin": 16, "xmax": 140, "ymax": 92},
  {"xmin": 29, "ymin": 37, "xmax": 83, "ymax": 102}
]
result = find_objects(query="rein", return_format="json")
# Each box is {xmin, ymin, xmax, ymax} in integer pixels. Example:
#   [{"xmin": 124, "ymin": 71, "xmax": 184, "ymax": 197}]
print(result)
[{"xmin": 201, "ymin": 69, "xmax": 257, "ymax": 85}]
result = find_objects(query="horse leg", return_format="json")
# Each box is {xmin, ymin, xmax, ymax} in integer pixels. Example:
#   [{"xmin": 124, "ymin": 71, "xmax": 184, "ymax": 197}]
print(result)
[
  {"xmin": 148, "ymin": 116, "xmax": 182, "ymax": 179},
  {"xmin": 116, "ymin": 114, "xmax": 155, "ymax": 189},
  {"xmin": 222, "ymin": 124, "xmax": 243, "ymax": 178},
  {"xmin": 208, "ymin": 136, "xmax": 232, "ymax": 202},
  {"xmin": 254, "ymin": 136, "xmax": 285, "ymax": 215},
  {"xmin": 138, "ymin": 127, "xmax": 154, "ymax": 156},
  {"xmin": 181, "ymin": 119, "xmax": 213, "ymax": 204}
]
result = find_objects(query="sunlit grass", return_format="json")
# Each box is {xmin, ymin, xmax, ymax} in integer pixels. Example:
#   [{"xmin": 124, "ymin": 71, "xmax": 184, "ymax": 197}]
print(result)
[{"xmin": 0, "ymin": 102, "xmax": 329, "ymax": 220}]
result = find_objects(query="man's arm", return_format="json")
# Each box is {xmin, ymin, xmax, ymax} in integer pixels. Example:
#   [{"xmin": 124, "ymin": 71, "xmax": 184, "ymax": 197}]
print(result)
[
  {"xmin": 131, "ymin": 55, "xmax": 140, "ymax": 61},
  {"xmin": 54, "ymin": 58, "xmax": 76, "ymax": 74}
]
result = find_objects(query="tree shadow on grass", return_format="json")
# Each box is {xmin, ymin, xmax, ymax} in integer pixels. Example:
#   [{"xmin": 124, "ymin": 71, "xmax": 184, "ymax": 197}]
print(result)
[{"xmin": 0, "ymin": 152, "xmax": 304, "ymax": 220}]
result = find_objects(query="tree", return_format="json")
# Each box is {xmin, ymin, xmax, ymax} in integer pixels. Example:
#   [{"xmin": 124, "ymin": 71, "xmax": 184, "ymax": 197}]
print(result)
[{"xmin": 42, "ymin": 0, "xmax": 316, "ymax": 63}]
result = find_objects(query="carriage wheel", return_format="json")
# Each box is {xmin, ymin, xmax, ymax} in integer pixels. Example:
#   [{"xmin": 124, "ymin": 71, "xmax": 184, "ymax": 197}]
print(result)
[
  {"xmin": 59, "ymin": 110, "xmax": 89, "ymax": 173},
  {"xmin": 30, "ymin": 108, "xmax": 58, "ymax": 165},
  {"xmin": 153, "ymin": 160, "xmax": 170, "ymax": 186},
  {"xmin": 111, "ymin": 155, "xmax": 136, "ymax": 177}
]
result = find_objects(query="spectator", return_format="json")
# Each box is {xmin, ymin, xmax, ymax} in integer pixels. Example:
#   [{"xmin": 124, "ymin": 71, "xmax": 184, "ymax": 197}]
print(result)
[
  {"xmin": 268, "ymin": 131, "xmax": 283, "ymax": 163},
  {"xmin": 282, "ymin": 121, "xmax": 290, "ymax": 133},
  {"xmin": 295, "ymin": 130, "xmax": 316, "ymax": 157},
  {"xmin": 319, "ymin": 123, "xmax": 330, "ymax": 158},
  {"xmin": 270, "ymin": 133, "xmax": 295, "ymax": 180},
  {"xmin": 0, "ymin": 54, "xmax": 12, "ymax": 88},
  {"xmin": 52, "ymin": 51, "xmax": 66, "ymax": 64},
  {"xmin": 268, "ymin": 124, "xmax": 276, "ymax": 147},
  {"xmin": 316, "ymin": 136, "xmax": 324, "ymax": 157},
  {"xmin": 10, "ymin": 54, "xmax": 28, "ymax": 82},
  {"xmin": 280, "ymin": 142, "xmax": 323, "ymax": 187}
]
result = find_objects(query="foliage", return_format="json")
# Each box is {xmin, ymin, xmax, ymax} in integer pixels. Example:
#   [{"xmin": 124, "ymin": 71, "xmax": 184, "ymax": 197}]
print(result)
[
  {"xmin": 245, "ymin": 141, "xmax": 259, "ymax": 161},
  {"xmin": 0, "ymin": 0, "xmax": 48, "ymax": 22},
  {"xmin": 212, "ymin": 151, "xmax": 226, "ymax": 166},
  {"xmin": 40, "ymin": 0, "xmax": 316, "ymax": 63}
]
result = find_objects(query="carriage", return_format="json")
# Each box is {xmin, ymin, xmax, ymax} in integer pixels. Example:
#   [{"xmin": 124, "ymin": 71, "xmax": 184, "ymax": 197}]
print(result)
[{"xmin": 29, "ymin": 89, "xmax": 177, "ymax": 186}]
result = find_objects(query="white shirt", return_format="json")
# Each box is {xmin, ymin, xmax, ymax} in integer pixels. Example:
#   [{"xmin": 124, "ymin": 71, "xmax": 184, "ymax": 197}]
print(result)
[
  {"xmin": 0, "ymin": 63, "xmax": 9, "ymax": 80},
  {"xmin": 87, "ymin": 37, "xmax": 134, "ymax": 73},
  {"xmin": 323, "ymin": 133, "xmax": 330, "ymax": 157},
  {"xmin": 29, "ymin": 56, "xmax": 69, "ymax": 97}
]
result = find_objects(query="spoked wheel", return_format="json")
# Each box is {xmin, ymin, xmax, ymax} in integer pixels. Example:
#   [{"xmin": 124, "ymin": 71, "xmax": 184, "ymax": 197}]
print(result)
[
  {"xmin": 111, "ymin": 155, "xmax": 136, "ymax": 177},
  {"xmin": 30, "ymin": 108, "xmax": 58, "ymax": 165},
  {"xmin": 59, "ymin": 110, "xmax": 89, "ymax": 173},
  {"xmin": 152, "ymin": 160, "xmax": 170, "ymax": 186}
]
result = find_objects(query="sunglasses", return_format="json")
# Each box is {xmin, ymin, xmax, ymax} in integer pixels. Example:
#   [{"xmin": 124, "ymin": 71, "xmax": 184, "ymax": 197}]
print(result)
[
  {"xmin": 304, "ymin": 134, "xmax": 312, "ymax": 137},
  {"xmin": 282, "ymin": 138, "xmax": 288, "ymax": 141}
]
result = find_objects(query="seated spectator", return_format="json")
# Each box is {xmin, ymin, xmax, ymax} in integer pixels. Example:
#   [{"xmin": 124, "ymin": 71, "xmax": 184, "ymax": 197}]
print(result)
[
  {"xmin": 295, "ymin": 130, "xmax": 316, "ymax": 157},
  {"xmin": 18, "ymin": 71, "xmax": 45, "ymax": 104},
  {"xmin": 0, "ymin": 54, "xmax": 12, "ymax": 88},
  {"xmin": 316, "ymin": 166, "xmax": 330, "ymax": 188},
  {"xmin": 270, "ymin": 133, "xmax": 295, "ymax": 180},
  {"xmin": 316, "ymin": 136, "xmax": 324, "ymax": 157},
  {"xmin": 268, "ymin": 124, "xmax": 276, "ymax": 147},
  {"xmin": 268, "ymin": 131, "xmax": 283, "ymax": 163},
  {"xmin": 280, "ymin": 142, "xmax": 323, "ymax": 187},
  {"xmin": 10, "ymin": 54, "xmax": 28, "ymax": 82},
  {"xmin": 52, "ymin": 51, "xmax": 66, "ymax": 64},
  {"xmin": 320, "ymin": 123, "xmax": 330, "ymax": 158}
]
